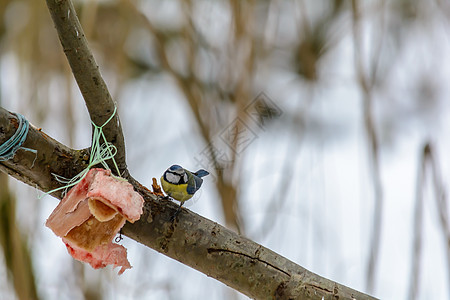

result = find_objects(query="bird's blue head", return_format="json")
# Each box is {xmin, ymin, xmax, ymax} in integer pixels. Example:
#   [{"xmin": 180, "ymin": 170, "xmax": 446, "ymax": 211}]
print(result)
[{"xmin": 169, "ymin": 165, "xmax": 183, "ymax": 173}]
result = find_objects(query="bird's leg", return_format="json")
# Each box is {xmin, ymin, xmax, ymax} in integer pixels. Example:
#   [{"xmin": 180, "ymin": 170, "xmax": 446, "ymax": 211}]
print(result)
[{"xmin": 170, "ymin": 202, "xmax": 184, "ymax": 222}]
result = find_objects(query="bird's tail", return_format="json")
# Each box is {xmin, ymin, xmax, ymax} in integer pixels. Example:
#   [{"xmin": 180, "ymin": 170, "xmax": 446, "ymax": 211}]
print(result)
[{"xmin": 194, "ymin": 169, "xmax": 209, "ymax": 177}]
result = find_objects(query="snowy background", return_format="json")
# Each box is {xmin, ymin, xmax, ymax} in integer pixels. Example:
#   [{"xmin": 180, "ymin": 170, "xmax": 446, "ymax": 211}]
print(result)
[{"xmin": 0, "ymin": 0, "xmax": 449, "ymax": 299}]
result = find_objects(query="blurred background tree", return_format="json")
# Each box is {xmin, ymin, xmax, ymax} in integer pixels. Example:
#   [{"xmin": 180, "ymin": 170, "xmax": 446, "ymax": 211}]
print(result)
[{"xmin": 0, "ymin": 0, "xmax": 449, "ymax": 299}]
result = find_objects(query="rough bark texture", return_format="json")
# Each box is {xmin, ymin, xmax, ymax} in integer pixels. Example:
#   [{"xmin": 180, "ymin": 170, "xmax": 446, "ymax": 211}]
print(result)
[
  {"xmin": 124, "ymin": 203, "xmax": 374, "ymax": 300},
  {"xmin": 0, "ymin": 108, "xmax": 377, "ymax": 299}
]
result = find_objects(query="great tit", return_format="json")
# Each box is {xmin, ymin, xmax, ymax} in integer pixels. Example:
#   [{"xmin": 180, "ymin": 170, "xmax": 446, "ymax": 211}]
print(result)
[{"xmin": 161, "ymin": 165, "xmax": 209, "ymax": 218}]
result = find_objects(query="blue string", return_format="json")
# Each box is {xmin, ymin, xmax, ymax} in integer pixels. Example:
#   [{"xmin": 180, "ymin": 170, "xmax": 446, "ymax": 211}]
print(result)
[{"xmin": 0, "ymin": 113, "xmax": 36, "ymax": 161}]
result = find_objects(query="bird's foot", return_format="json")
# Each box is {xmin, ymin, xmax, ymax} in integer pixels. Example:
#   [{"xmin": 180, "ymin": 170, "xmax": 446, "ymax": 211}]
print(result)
[{"xmin": 169, "ymin": 204, "xmax": 183, "ymax": 222}]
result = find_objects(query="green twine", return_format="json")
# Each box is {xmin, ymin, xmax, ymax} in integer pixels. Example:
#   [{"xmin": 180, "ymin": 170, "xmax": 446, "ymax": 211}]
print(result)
[{"xmin": 45, "ymin": 107, "xmax": 123, "ymax": 197}]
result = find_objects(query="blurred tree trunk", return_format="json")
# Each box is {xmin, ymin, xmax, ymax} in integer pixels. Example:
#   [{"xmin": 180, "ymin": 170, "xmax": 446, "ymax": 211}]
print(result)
[{"xmin": 0, "ymin": 173, "xmax": 39, "ymax": 300}]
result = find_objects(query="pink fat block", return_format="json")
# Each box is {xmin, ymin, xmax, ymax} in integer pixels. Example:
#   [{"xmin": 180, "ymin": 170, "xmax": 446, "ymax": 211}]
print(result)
[
  {"xmin": 64, "ymin": 238, "xmax": 131, "ymax": 275},
  {"xmin": 87, "ymin": 169, "xmax": 143, "ymax": 222},
  {"xmin": 46, "ymin": 168, "xmax": 144, "ymax": 275}
]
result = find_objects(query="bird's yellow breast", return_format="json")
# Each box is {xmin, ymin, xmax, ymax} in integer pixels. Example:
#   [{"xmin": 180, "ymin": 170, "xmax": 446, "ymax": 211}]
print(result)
[{"xmin": 161, "ymin": 176, "xmax": 194, "ymax": 202}]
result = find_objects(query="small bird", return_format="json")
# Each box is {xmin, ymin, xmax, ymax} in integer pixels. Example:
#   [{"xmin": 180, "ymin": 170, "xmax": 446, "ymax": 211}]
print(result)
[{"xmin": 161, "ymin": 165, "xmax": 209, "ymax": 218}]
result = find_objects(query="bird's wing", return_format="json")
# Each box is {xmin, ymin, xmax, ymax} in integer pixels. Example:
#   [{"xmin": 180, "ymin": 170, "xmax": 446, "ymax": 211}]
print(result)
[
  {"xmin": 194, "ymin": 169, "xmax": 209, "ymax": 178},
  {"xmin": 187, "ymin": 174, "xmax": 203, "ymax": 195}
]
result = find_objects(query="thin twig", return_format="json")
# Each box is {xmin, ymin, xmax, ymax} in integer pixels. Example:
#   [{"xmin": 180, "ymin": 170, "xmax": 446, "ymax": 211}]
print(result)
[
  {"xmin": 414, "ymin": 143, "xmax": 450, "ymax": 297},
  {"xmin": 408, "ymin": 143, "xmax": 427, "ymax": 300},
  {"xmin": 351, "ymin": 1, "xmax": 384, "ymax": 293}
]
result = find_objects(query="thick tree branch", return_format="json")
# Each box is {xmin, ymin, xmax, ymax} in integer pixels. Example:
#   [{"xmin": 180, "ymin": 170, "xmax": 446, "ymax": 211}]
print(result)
[
  {"xmin": 0, "ymin": 108, "xmax": 376, "ymax": 299},
  {"xmin": 45, "ymin": 0, "xmax": 127, "ymax": 174},
  {"xmin": 0, "ymin": 108, "xmax": 88, "ymax": 199}
]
